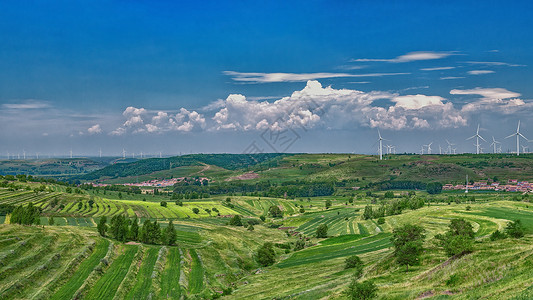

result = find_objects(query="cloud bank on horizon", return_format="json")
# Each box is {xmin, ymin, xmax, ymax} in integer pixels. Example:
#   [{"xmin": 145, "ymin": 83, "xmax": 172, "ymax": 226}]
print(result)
[{"xmin": 102, "ymin": 80, "xmax": 531, "ymax": 136}]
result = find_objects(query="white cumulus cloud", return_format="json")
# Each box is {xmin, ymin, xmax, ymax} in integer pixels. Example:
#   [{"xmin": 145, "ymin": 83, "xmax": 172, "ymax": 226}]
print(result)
[
  {"xmin": 352, "ymin": 51, "xmax": 455, "ymax": 63},
  {"xmin": 87, "ymin": 124, "xmax": 102, "ymax": 134}
]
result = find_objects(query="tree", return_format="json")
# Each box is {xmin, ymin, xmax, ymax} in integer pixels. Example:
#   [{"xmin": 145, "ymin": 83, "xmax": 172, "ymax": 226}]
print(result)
[
  {"xmin": 363, "ymin": 205, "xmax": 373, "ymax": 220},
  {"xmin": 256, "ymin": 242, "xmax": 276, "ymax": 267},
  {"xmin": 229, "ymin": 215, "xmax": 243, "ymax": 226},
  {"xmin": 344, "ymin": 278, "xmax": 378, "ymax": 300},
  {"xmin": 10, "ymin": 202, "xmax": 41, "ymax": 225},
  {"xmin": 384, "ymin": 191, "xmax": 394, "ymax": 198},
  {"xmin": 345, "ymin": 255, "xmax": 364, "ymax": 278},
  {"xmin": 192, "ymin": 208, "xmax": 200, "ymax": 214},
  {"xmin": 316, "ymin": 223, "xmax": 328, "ymax": 238},
  {"xmin": 163, "ymin": 220, "xmax": 177, "ymax": 245},
  {"xmin": 97, "ymin": 216, "xmax": 108, "ymax": 236},
  {"xmin": 435, "ymin": 218, "xmax": 475, "ymax": 257},
  {"xmin": 48, "ymin": 216, "xmax": 55, "ymax": 226},
  {"xmin": 426, "ymin": 182, "xmax": 443, "ymax": 194},
  {"xmin": 247, "ymin": 224, "xmax": 254, "ymax": 231},
  {"xmin": 391, "ymin": 224, "xmax": 425, "ymax": 270},
  {"xmin": 325, "ymin": 199, "xmax": 332, "ymax": 209},
  {"xmin": 490, "ymin": 230, "xmax": 506, "ymax": 241},
  {"xmin": 129, "ymin": 217, "xmax": 139, "ymax": 241},
  {"xmin": 268, "ymin": 205, "xmax": 283, "ymax": 218},
  {"xmin": 160, "ymin": 201, "xmax": 167, "ymax": 207},
  {"xmin": 505, "ymin": 219, "xmax": 525, "ymax": 238}
]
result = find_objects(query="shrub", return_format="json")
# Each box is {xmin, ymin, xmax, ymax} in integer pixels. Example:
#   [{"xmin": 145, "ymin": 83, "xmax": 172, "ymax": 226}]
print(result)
[
  {"xmin": 344, "ymin": 255, "xmax": 364, "ymax": 278},
  {"xmin": 325, "ymin": 199, "xmax": 332, "ymax": 209},
  {"xmin": 268, "ymin": 206, "xmax": 283, "ymax": 218},
  {"xmin": 256, "ymin": 242, "xmax": 276, "ymax": 267},
  {"xmin": 435, "ymin": 218, "xmax": 475, "ymax": 256},
  {"xmin": 490, "ymin": 230, "xmax": 506, "ymax": 241},
  {"xmin": 192, "ymin": 208, "xmax": 200, "ymax": 214},
  {"xmin": 392, "ymin": 224, "xmax": 425, "ymax": 270},
  {"xmin": 316, "ymin": 224, "xmax": 328, "ymax": 238},
  {"xmin": 344, "ymin": 278, "xmax": 377, "ymax": 300},
  {"xmin": 260, "ymin": 215, "xmax": 266, "ymax": 222},
  {"xmin": 160, "ymin": 201, "xmax": 167, "ymax": 207},
  {"xmin": 377, "ymin": 217, "xmax": 385, "ymax": 225},
  {"xmin": 505, "ymin": 219, "xmax": 525, "ymax": 238},
  {"xmin": 229, "ymin": 215, "xmax": 243, "ymax": 226},
  {"xmin": 294, "ymin": 239, "xmax": 305, "ymax": 251}
]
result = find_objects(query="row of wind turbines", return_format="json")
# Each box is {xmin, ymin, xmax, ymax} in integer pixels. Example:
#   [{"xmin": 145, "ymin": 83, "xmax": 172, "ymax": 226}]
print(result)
[{"xmin": 377, "ymin": 121, "xmax": 531, "ymax": 160}]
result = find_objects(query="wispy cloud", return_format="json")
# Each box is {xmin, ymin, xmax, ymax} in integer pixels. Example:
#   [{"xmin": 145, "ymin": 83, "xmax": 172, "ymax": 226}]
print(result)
[
  {"xmin": 351, "ymin": 51, "xmax": 455, "ymax": 63},
  {"xmin": 467, "ymin": 70, "xmax": 495, "ymax": 75},
  {"xmin": 440, "ymin": 76, "xmax": 465, "ymax": 80},
  {"xmin": 464, "ymin": 61, "xmax": 525, "ymax": 67},
  {"xmin": 2, "ymin": 100, "xmax": 50, "ymax": 110},
  {"xmin": 223, "ymin": 71, "xmax": 409, "ymax": 83},
  {"xmin": 420, "ymin": 66, "xmax": 456, "ymax": 71},
  {"xmin": 450, "ymin": 87, "xmax": 520, "ymax": 99}
]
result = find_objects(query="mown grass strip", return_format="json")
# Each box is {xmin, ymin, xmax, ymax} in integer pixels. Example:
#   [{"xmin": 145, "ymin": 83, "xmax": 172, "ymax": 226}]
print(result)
[
  {"xmin": 126, "ymin": 247, "xmax": 159, "ymax": 300},
  {"xmin": 84, "ymin": 245, "xmax": 138, "ymax": 299},
  {"xmin": 188, "ymin": 249, "xmax": 204, "ymax": 294},
  {"xmin": 159, "ymin": 247, "xmax": 181, "ymax": 299},
  {"xmin": 50, "ymin": 239, "xmax": 110, "ymax": 300}
]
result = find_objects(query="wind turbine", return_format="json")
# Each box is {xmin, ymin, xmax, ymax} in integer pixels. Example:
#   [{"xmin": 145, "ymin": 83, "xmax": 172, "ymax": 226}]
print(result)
[
  {"xmin": 505, "ymin": 121, "xmax": 528, "ymax": 156},
  {"xmin": 420, "ymin": 146, "xmax": 425, "ymax": 155},
  {"xmin": 439, "ymin": 145, "xmax": 442, "ymax": 155},
  {"xmin": 23, "ymin": 149, "xmax": 26, "ymax": 160},
  {"xmin": 99, "ymin": 148, "xmax": 102, "ymax": 158},
  {"xmin": 159, "ymin": 151, "xmax": 162, "ymax": 158},
  {"xmin": 122, "ymin": 148, "xmax": 126, "ymax": 159},
  {"xmin": 490, "ymin": 136, "xmax": 501, "ymax": 154},
  {"xmin": 467, "ymin": 124, "xmax": 486, "ymax": 154},
  {"xmin": 446, "ymin": 139, "xmax": 455, "ymax": 155},
  {"xmin": 424, "ymin": 142, "xmax": 433, "ymax": 154},
  {"xmin": 521, "ymin": 145, "xmax": 529, "ymax": 154},
  {"xmin": 377, "ymin": 130, "xmax": 388, "ymax": 160},
  {"xmin": 69, "ymin": 149, "xmax": 73, "ymax": 158}
]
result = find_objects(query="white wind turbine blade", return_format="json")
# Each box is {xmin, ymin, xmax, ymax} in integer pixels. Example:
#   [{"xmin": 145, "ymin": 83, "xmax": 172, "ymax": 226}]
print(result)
[
  {"xmin": 505, "ymin": 133, "xmax": 516, "ymax": 139},
  {"xmin": 466, "ymin": 135, "xmax": 476, "ymax": 140},
  {"xmin": 519, "ymin": 133, "xmax": 528, "ymax": 140},
  {"xmin": 478, "ymin": 135, "xmax": 487, "ymax": 142}
]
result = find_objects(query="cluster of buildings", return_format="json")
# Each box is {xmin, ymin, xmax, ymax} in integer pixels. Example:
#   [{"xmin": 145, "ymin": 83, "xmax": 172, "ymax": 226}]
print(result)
[
  {"xmin": 443, "ymin": 179, "xmax": 533, "ymax": 193},
  {"xmin": 90, "ymin": 177, "xmax": 209, "ymax": 188}
]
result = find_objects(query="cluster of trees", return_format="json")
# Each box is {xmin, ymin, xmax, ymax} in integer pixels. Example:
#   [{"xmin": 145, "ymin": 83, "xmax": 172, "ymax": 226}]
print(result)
[
  {"xmin": 366, "ymin": 180, "xmax": 442, "ymax": 194},
  {"xmin": 490, "ymin": 219, "xmax": 525, "ymax": 240},
  {"xmin": 392, "ymin": 224, "xmax": 426, "ymax": 271},
  {"xmin": 97, "ymin": 216, "xmax": 177, "ymax": 245},
  {"xmin": 362, "ymin": 197, "xmax": 425, "ymax": 220},
  {"xmin": 256, "ymin": 242, "xmax": 276, "ymax": 267},
  {"xmin": 9, "ymin": 202, "xmax": 41, "ymax": 225},
  {"xmin": 435, "ymin": 218, "xmax": 475, "ymax": 257},
  {"xmin": 77, "ymin": 153, "xmax": 285, "ymax": 181},
  {"xmin": 172, "ymin": 180, "xmax": 335, "ymax": 198}
]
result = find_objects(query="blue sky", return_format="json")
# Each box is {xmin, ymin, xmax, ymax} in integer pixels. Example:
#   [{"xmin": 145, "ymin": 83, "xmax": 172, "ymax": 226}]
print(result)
[{"xmin": 1, "ymin": 1, "xmax": 533, "ymax": 157}]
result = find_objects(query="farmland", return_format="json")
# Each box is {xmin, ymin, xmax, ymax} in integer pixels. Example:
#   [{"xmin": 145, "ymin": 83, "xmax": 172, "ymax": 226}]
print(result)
[{"xmin": 1, "ymin": 154, "xmax": 533, "ymax": 299}]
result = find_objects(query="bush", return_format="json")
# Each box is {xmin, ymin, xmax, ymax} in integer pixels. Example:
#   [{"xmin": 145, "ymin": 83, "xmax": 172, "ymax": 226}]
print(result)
[
  {"xmin": 344, "ymin": 255, "xmax": 364, "ymax": 277},
  {"xmin": 229, "ymin": 215, "xmax": 243, "ymax": 226},
  {"xmin": 160, "ymin": 201, "xmax": 167, "ymax": 207},
  {"xmin": 465, "ymin": 205, "xmax": 471, "ymax": 211},
  {"xmin": 259, "ymin": 215, "xmax": 266, "ymax": 222},
  {"xmin": 505, "ymin": 219, "xmax": 525, "ymax": 238},
  {"xmin": 490, "ymin": 230, "xmax": 506, "ymax": 241},
  {"xmin": 344, "ymin": 278, "xmax": 377, "ymax": 300},
  {"xmin": 294, "ymin": 239, "xmax": 305, "ymax": 251},
  {"xmin": 392, "ymin": 224, "xmax": 425, "ymax": 270},
  {"xmin": 268, "ymin": 206, "xmax": 283, "ymax": 218},
  {"xmin": 435, "ymin": 218, "xmax": 475, "ymax": 257},
  {"xmin": 256, "ymin": 242, "xmax": 276, "ymax": 267},
  {"xmin": 192, "ymin": 208, "xmax": 200, "ymax": 214},
  {"xmin": 377, "ymin": 217, "xmax": 385, "ymax": 225},
  {"xmin": 426, "ymin": 182, "xmax": 443, "ymax": 194},
  {"xmin": 316, "ymin": 224, "xmax": 328, "ymax": 238},
  {"xmin": 325, "ymin": 199, "xmax": 332, "ymax": 209}
]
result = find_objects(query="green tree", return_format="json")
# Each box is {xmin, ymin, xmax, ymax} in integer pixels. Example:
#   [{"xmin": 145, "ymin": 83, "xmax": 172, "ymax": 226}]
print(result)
[
  {"xmin": 363, "ymin": 205, "xmax": 373, "ymax": 220},
  {"xmin": 384, "ymin": 191, "xmax": 394, "ymax": 198},
  {"xmin": 426, "ymin": 182, "xmax": 443, "ymax": 194},
  {"xmin": 256, "ymin": 242, "xmax": 276, "ymax": 267},
  {"xmin": 345, "ymin": 255, "xmax": 364, "ymax": 278},
  {"xmin": 129, "ymin": 217, "xmax": 139, "ymax": 241},
  {"xmin": 48, "ymin": 216, "xmax": 55, "ymax": 226},
  {"xmin": 163, "ymin": 220, "xmax": 177, "ymax": 245},
  {"xmin": 505, "ymin": 219, "xmax": 525, "ymax": 238},
  {"xmin": 391, "ymin": 224, "xmax": 425, "ymax": 270},
  {"xmin": 268, "ymin": 205, "xmax": 283, "ymax": 218},
  {"xmin": 247, "ymin": 224, "xmax": 254, "ymax": 231},
  {"xmin": 435, "ymin": 218, "xmax": 475, "ymax": 257},
  {"xmin": 344, "ymin": 278, "xmax": 378, "ymax": 300},
  {"xmin": 229, "ymin": 215, "xmax": 243, "ymax": 226},
  {"xmin": 192, "ymin": 207, "xmax": 200, "ymax": 214},
  {"xmin": 316, "ymin": 223, "xmax": 328, "ymax": 238},
  {"xmin": 97, "ymin": 216, "xmax": 108, "ymax": 237},
  {"xmin": 325, "ymin": 199, "xmax": 332, "ymax": 209},
  {"xmin": 160, "ymin": 201, "xmax": 167, "ymax": 207}
]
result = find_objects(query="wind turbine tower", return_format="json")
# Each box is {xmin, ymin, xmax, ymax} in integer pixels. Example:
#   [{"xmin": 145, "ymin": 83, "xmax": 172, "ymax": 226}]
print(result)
[
  {"xmin": 377, "ymin": 130, "xmax": 387, "ymax": 160},
  {"xmin": 490, "ymin": 136, "xmax": 501, "ymax": 154},
  {"xmin": 99, "ymin": 148, "xmax": 102, "ymax": 158},
  {"xmin": 122, "ymin": 148, "xmax": 126, "ymax": 159},
  {"xmin": 505, "ymin": 121, "xmax": 528, "ymax": 156},
  {"xmin": 467, "ymin": 124, "xmax": 486, "ymax": 154},
  {"xmin": 70, "ymin": 149, "xmax": 73, "ymax": 159},
  {"xmin": 23, "ymin": 149, "xmax": 26, "ymax": 160}
]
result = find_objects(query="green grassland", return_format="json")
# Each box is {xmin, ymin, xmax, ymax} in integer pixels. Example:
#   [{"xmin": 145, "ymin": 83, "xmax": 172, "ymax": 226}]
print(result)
[{"xmin": 1, "ymin": 154, "xmax": 533, "ymax": 299}]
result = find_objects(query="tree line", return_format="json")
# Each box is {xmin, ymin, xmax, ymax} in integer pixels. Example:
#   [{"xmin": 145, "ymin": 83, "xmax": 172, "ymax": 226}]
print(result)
[{"xmin": 97, "ymin": 215, "xmax": 177, "ymax": 245}]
